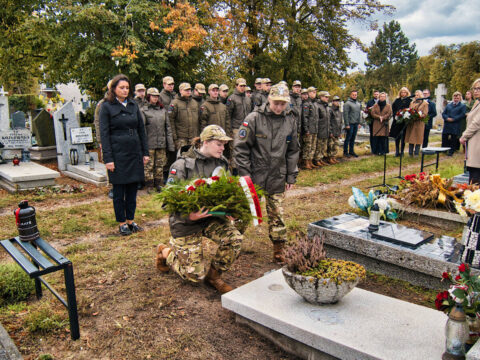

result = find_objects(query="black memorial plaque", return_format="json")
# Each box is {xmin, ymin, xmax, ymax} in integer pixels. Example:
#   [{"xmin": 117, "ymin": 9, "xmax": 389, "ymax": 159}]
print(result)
[{"xmin": 372, "ymin": 224, "xmax": 434, "ymax": 249}]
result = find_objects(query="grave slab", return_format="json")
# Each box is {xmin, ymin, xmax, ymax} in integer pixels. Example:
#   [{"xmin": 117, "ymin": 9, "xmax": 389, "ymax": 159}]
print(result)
[
  {"xmin": 0, "ymin": 162, "xmax": 59, "ymax": 192},
  {"xmin": 64, "ymin": 162, "xmax": 107, "ymax": 186},
  {"xmin": 308, "ymin": 213, "xmax": 477, "ymax": 289},
  {"xmin": 454, "ymin": 172, "xmax": 470, "ymax": 185},
  {"xmin": 222, "ymin": 270, "xmax": 446, "ymax": 360},
  {"xmin": 28, "ymin": 146, "xmax": 57, "ymax": 161}
]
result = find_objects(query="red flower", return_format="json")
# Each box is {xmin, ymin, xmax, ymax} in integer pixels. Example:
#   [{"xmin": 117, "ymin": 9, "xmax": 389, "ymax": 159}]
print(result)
[
  {"xmin": 228, "ymin": 177, "xmax": 234, "ymax": 183},
  {"xmin": 194, "ymin": 179, "xmax": 206, "ymax": 187},
  {"xmin": 186, "ymin": 186, "xmax": 196, "ymax": 192},
  {"xmin": 459, "ymin": 263, "xmax": 468, "ymax": 273},
  {"xmin": 455, "ymin": 275, "xmax": 461, "ymax": 281},
  {"xmin": 442, "ymin": 272, "xmax": 450, "ymax": 279},
  {"xmin": 211, "ymin": 176, "xmax": 220, "ymax": 181}
]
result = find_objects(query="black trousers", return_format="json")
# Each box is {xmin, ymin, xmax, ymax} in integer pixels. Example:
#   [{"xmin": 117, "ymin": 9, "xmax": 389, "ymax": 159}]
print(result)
[
  {"xmin": 375, "ymin": 136, "xmax": 389, "ymax": 154},
  {"xmin": 468, "ymin": 167, "xmax": 480, "ymax": 185},
  {"xmin": 422, "ymin": 127, "xmax": 431, "ymax": 148},
  {"xmin": 442, "ymin": 133, "xmax": 458, "ymax": 155},
  {"xmin": 112, "ymin": 183, "xmax": 138, "ymax": 222},
  {"xmin": 395, "ymin": 133, "xmax": 405, "ymax": 155}
]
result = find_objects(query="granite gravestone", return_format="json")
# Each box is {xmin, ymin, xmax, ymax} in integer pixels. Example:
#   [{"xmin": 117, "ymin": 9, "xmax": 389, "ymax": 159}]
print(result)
[
  {"xmin": 0, "ymin": 93, "xmax": 9, "ymax": 130},
  {"xmin": 32, "ymin": 110, "xmax": 56, "ymax": 147},
  {"xmin": 11, "ymin": 111, "xmax": 26, "ymax": 129}
]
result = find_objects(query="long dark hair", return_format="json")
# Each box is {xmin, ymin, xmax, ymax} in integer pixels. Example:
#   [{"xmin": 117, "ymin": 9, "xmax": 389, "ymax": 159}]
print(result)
[
  {"xmin": 106, "ymin": 74, "xmax": 131, "ymax": 103},
  {"xmin": 146, "ymin": 94, "xmax": 164, "ymax": 108}
]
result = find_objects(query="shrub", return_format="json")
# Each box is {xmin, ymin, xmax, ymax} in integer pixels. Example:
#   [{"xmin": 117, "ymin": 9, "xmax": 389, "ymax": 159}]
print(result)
[
  {"xmin": 24, "ymin": 302, "xmax": 67, "ymax": 333},
  {"xmin": 0, "ymin": 263, "xmax": 35, "ymax": 305}
]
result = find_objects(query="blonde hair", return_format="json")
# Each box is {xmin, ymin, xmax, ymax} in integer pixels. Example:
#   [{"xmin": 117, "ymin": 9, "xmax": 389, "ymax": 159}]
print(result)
[
  {"xmin": 472, "ymin": 78, "xmax": 480, "ymax": 89},
  {"xmin": 398, "ymin": 87, "xmax": 411, "ymax": 98}
]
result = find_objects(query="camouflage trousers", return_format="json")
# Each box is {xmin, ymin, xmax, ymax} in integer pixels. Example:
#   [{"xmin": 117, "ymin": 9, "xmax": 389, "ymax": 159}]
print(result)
[
  {"xmin": 314, "ymin": 138, "xmax": 328, "ymax": 160},
  {"xmin": 266, "ymin": 192, "xmax": 287, "ymax": 243},
  {"xmin": 327, "ymin": 137, "xmax": 339, "ymax": 157},
  {"xmin": 145, "ymin": 149, "xmax": 167, "ymax": 183},
  {"xmin": 166, "ymin": 219, "xmax": 243, "ymax": 282},
  {"xmin": 302, "ymin": 133, "xmax": 317, "ymax": 160}
]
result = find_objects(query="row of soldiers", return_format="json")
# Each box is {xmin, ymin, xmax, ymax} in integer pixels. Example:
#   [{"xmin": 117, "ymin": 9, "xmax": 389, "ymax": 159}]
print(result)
[{"xmin": 130, "ymin": 76, "xmax": 343, "ymax": 171}]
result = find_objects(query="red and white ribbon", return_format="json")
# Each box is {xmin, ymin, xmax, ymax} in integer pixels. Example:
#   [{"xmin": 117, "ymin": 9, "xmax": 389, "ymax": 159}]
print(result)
[{"xmin": 239, "ymin": 176, "xmax": 262, "ymax": 226}]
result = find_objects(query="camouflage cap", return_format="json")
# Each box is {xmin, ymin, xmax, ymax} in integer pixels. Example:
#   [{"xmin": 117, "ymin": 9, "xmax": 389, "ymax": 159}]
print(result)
[
  {"xmin": 146, "ymin": 87, "xmax": 160, "ymax": 96},
  {"xmin": 301, "ymin": 88, "xmax": 308, "ymax": 94},
  {"xmin": 195, "ymin": 83, "xmax": 206, "ymax": 94},
  {"xmin": 208, "ymin": 84, "xmax": 219, "ymax": 91},
  {"xmin": 219, "ymin": 84, "xmax": 229, "ymax": 92},
  {"xmin": 179, "ymin": 82, "xmax": 191, "ymax": 91},
  {"xmin": 262, "ymin": 78, "xmax": 272, "ymax": 84},
  {"xmin": 246, "ymin": 86, "xmax": 251, "ymax": 91},
  {"xmin": 163, "ymin": 76, "xmax": 174, "ymax": 85},
  {"xmin": 318, "ymin": 91, "xmax": 330, "ymax": 97},
  {"xmin": 235, "ymin": 78, "xmax": 247, "ymax": 86},
  {"xmin": 255, "ymin": 78, "xmax": 263, "ymax": 84},
  {"xmin": 135, "ymin": 84, "xmax": 146, "ymax": 91},
  {"xmin": 332, "ymin": 95, "xmax": 340, "ymax": 101},
  {"xmin": 269, "ymin": 84, "xmax": 290, "ymax": 102},
  {"xmin": 279, "ymin": 81, "xmax": 288, "ymax": 86},
  {"xmin": 292, "ymin": 80, "xmax": 301, "ymax": 86},
  {"xmin": 200, "ymin": 125, "xmax": 233, "ymax": 142},
  {"xmin": 307, "ymin": 86, "xmax": 317, "ymax": 93}
]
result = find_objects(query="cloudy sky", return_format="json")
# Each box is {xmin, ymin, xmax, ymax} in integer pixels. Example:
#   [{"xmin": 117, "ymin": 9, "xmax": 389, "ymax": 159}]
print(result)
[{"xmin": 346, "ymin": 0, "xmax": 480, "ymax": 72}]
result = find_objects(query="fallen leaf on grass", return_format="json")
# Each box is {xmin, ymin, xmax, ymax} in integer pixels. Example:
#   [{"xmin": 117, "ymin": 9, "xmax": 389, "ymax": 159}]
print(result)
[{"xmin": 92, "ymin": 312, "xmax": 99, "ymax": 316}]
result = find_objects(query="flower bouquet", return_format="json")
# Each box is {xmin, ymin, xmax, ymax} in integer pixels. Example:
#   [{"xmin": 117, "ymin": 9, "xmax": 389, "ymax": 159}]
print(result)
[
  {"xmin": 361, "ymin": 106, "xmax": 373, "ymax": 124},
  {"xmin": 348, "ymin": 187, "xmax": 398, "ymax": 221},
  {"xmin": 456, "ymin": 189, "xmax": 480, "ymax": 218},
  {"xmin": 156, "ymin": 173, "xmax": 263, "ymax": 226},
  {"xmin": 395, "ymin": 108, "xmax": 429, "ymax": 126}
]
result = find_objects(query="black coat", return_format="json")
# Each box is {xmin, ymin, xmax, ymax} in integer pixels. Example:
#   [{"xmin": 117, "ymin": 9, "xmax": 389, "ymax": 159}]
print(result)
[
  {"xmin": 389, "ymin": 97, "xmax": 412, "ymax": 139},
  {"xmin": 99, "ymin": 98, "xmax": 149, "ymax": 184}
]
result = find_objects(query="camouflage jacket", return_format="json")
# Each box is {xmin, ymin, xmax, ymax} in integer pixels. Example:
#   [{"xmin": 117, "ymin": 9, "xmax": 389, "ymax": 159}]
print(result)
[
  {"xmin": 159, "ymin": 89, "xmax": 176, "ymax": 107},
  {"xmin": 227, "ymin": 90, "xmax": 252, "ymax": 131},
  {"xmin": 316, "ymin": 100, "xmax": 330, "ymax": 139},
  {"xmin": 330, "ymin": 105, "xmax": 342, "ymax": 137},
  {"xmin": 289, "ymin": 92, "xmax": 302, "ymax": 134},
  {"xmin": 169, "ymin": 95, "xmax": 200, "ymax": 141},
  {"xmin": 200, "ymin": 97, "xmax": 231, "ymax": 135},
  {"xmin": 301, "ymin": 98, "xmax": 319, "ymax": 134}
]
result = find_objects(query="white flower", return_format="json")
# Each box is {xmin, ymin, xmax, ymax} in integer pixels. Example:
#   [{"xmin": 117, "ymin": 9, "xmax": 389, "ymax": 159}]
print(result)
[
  {"xmin": 418, "ymin": 110, "xmax": 423, "ymax": 116},
  {"xmin": 374, "ymin": 198, "xmax": 389, "ymax": 211},
  {"xmin": 455, "ymin": 202, "xmax": 467, "ymax": 218},
  {"xmin": 404, "ymin": 112, "xmax": 411, "ymax": 119},
  {"xmin": 206, "ymin": 178, "xmax": 213, "ymax": 185},
  {"xmin": 348, "ymin": 195, "xmax": 357, "ymax": 209},
  {"xmin": 362, "ymin": 112, "xmax": 368, "ymax": 119}
]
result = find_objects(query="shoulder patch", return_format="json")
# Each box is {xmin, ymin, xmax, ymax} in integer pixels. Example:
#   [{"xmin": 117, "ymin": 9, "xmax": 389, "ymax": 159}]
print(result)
[
  {"xmin": 238, "ymin": 129, "xmax": 247, "ymax": 138},
  {"xmin": 168, "ymin": 104, "xmax": 174, "ymax": 113},
  {"xmin": 170, "ymin": 168, "xmax": 177, "ymax": 175},
  {"xmin": 226, "ymin": 98, "xmax": 232, "ymax": 106},
  {"xmin": 242, "ymin": 121, "xmax": 249, "ymax": 127},
  {"xmin": 166, "ymin": 177, "xmax": 175, "ymax": 184}
]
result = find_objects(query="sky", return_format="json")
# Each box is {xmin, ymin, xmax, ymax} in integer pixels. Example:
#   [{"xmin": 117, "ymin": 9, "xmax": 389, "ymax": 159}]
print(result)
[{"xmin": 346, "ymin": 0, "xmax": 480, "ymax": 72}]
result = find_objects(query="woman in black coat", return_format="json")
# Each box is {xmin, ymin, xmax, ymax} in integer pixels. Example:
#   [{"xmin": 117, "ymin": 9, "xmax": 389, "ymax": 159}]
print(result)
[
  {"xmin": 389, "ymin": 87, "xmax": 413, "ymax": 157},
  {"xmin": 100, "ymin": 74, "xmax": 150, "ymax": 236}
]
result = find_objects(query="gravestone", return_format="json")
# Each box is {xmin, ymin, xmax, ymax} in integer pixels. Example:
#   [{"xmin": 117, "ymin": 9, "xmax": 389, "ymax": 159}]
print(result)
[
  {"xmin": 0, "ymin": 162, "xmax": 59, "ymax": 192},
  {"xmin": 32, "ymin": 110, "xmax": 56, "ymax": 147},
  {"xmin": 0, "ymin": 91, "xmax": 9, "ymax": 130},
  {"xmin": 53, "ymin": 101, "xmax": 107, "ymax": 186},
  {"xmin": 11, "ymin": 111, "xmax": 26, "ymax": 129},
  {"xmin": 434, "ymin": 83, "xmax": 448, "ymax": 129},
  {"xmin": 0, "ymin": 129, "xmax": 31, "ymax": 160}
]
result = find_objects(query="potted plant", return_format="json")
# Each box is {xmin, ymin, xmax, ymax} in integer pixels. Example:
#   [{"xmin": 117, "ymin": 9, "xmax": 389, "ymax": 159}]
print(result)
[{"xmin": 282, "ymin": 234, "xmax": 366, "ymax": 304}]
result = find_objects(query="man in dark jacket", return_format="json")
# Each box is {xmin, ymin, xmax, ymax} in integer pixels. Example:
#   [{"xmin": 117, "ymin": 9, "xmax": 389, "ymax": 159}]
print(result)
[
  {"xmin": 422, "ymin": 89, "xmax": 437, "ymax": 148},
  {"xmin": 329, "ymin": 96, "xmax": 342, "ymax": 163},
  {"xmin": 234, "ymin": 84, "xmax": 299, "ymax": 264},
  {"xmin": 290, "ymin": 80, "xmax": 303, "ymax": 136},
  {"xmin": 227, "ymin": 78, "xmax": 252, "ymax": 133},
  {"xmin": 314, "ymin": 91, "xmax": 331, "ymax": 166},
  {"xmin": 219, "ymin": 84, "xmax": 229, "ymax": 105},
  {"xmin": 159, "ymin": 76, "xmax": 176, "ymax": 107},
  {"xmin": 442, "ymin": 92, "xmax": 466, "ymax": 156},
  {"xmin": 255, "ymin": 78, "xmax": 272, "ymax": 109},
  {"xmin": 366, "ymin": 90, "xmax": 379, "ymax": 154},
  {"xmin": 193, "ymin": 83, "xmax": 206, "ymax": 107},
  {"xmin": 251, "ymin": 78, "xmax": 263, "ymax": 109},
  {"xmin": 200, "ymin": 84, "xmax": 231, "ymax": 134},
  {"xmin": 169, "ymin": 83, "xmax": 200, "ymax": 149},
  {"xmin": 343, "ymin": 90, "xmax": 361, "ymax": 157}
]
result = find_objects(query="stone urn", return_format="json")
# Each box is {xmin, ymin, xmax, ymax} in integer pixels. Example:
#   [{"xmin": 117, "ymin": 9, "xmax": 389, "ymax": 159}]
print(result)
[{"xmin": 281, "ymin": 265, "xmax": 362, "ymax": 305}]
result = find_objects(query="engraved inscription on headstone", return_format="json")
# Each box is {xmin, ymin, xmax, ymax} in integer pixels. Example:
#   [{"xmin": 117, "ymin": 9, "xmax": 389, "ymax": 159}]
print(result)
[
  {"xmin": 0, "ymin": 129, "xmax": 32, "ymax": 149},
  {"xmin": 71, "ymin": 127, "xmax": 93, "ymax": 144}
]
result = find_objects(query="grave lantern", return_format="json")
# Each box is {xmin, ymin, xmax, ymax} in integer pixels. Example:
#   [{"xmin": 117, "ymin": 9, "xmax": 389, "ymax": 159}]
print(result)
[
  {"xmin": 14, "ymin": 200, "xmax": 40, "ymax": 242},
  {"xmin": 443, "ymin": 302, "xmax": 469, "ymax": 359},
  {"xmin": 368, "ymin": 203, "xmax": 380, "ymax": 232}
]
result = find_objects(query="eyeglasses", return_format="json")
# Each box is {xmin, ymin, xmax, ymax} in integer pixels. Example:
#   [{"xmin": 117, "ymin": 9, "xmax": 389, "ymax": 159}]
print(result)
[{"xmin": 473, "ymin": 87, "xmax": 480, "ymax": 91}]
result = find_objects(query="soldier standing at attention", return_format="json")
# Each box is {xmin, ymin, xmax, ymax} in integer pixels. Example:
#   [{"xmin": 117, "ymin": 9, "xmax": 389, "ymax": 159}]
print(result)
[
  {"xmin": 155, "ymin": 125, "xmax": 241, "ymax": 294},
  {"xmin": 258, "ymin": 78, "xmax": 272, "ymax": 108},
  {"xmin": 134, "ymin": 84, "xmax": 147, "ymax": 107},
  {"xmin": 234, "ymin": 84, "xmax": 299, "ymax": 263},
  {"xmin": 301, "ymin": 87, "xmax": 319, "ymax": 170},
  {"xmin": 328, "ymin": 96, "xmax": 342, "ymax": 164},
  {"xmin": 193, "ymin": 83, "xmax": 206, "ymax": 107},
  {"xmin": 251, "ymin": 78, "xmax": 263, "ymax": 108},
  {"xmin": 200, "ymin": 84, "xmax": 231, "ymax": 135},
  {"xmin": 219, "ymin": 84, "xmax": 229, "ymax": 105},
  {"xmin": 227, "ymin": 78, "xmax": 252, "ymax": 136},
  {"xmin": 290, "ymin": 80, "xmax": 303, "ymax": 137},
  {"xmin": 300, "ymin": 88, "xmax": 308, "ymax": 102},
  {"xmin": 245, "ymin": 86, "xmax": 252, "ymax": 98},
  {"xmin": 169, "ymin": 83, "xmax": 200, "ymax": 149},
  {"xmin": 159, "ymin": 76, "xmax": 176, "ymax": 107},
  {"xmin": 313, "ymin": 91, "xmax": 331, "ymax": 166}
]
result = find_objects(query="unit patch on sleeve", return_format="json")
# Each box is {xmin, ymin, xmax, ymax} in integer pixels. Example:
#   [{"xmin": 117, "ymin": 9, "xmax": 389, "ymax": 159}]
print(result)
[{"xmin": 238, "ymin": 129, "xmax": 247, "ymax": 139}]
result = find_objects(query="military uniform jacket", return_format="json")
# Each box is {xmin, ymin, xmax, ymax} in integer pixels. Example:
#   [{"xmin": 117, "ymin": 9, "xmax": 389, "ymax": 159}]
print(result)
[
  {"xmin": 193, "ymin": 95, "xmax": 204, "ymax": 108},
  {"xmin": 301, "ymin": 99, "xmax": 319, "ymax": 134},
  {"xmin": 227, "ymin": 90, "xmax": 252, "ymax": 131},
  {"xmin": 134, "ymin": 96, "xmax": 147, "ymax": 108},
  {"xmin": 99, "ymin": 98, "xmax": 149, "ymax": 184},
  {"xmin": 200, "ymin": 97, "xmax": 231, "ymax": 135},
  {"xmin": 167, "ymin": 146, "xmax": 229, "ymax": 238},
  {"xmin": 290, "ymin": 92, "xmax": 302, "ymax": 134},
  {"xmin": 141, "ymin": 103, "xmax": 175, "ymax": 151},
  {"xmin": 159, "ymin": 89, "xmax": 176, "ymax": 107},
  {"xmin": 317, "ymin": 101, "xmax": 331, "ymax": 139},
  {"xmin": 169, "ymin": 95, "xmax": 200, "ymax": 140},
  {"xmin": 234, "ymin": 104, "xmax": 300, "ymax": 195},
  {"xmin": 251, "ymin": 90, "xmax": 263, "ymax": 109},
  {"xmin": 330, "ymin": 106, "xmax": 342, "ymax": 137}
]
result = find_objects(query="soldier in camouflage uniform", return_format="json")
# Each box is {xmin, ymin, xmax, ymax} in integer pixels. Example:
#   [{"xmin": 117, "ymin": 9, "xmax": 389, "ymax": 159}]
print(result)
[
  {"xmin": 193, "ymin": 83, "xmax": 206, "ymax": 107},
  {"xmin": 159, "ymin": 76, "xmax": 176, "ymax": 107},
  {"xmin": 219, "ymin": 84, "xmax": 229, "ymax": 105},
  {"xmin": 290, "ymin": 80, "xmax": 302, "ymax": 137},
  {"xmin": 257, "ymin": 78, "xmax": 272, "ymax": 108},
  {"xmin": 251, "ymin": 78, "xmax": 263, "ymax": 109},
  {"xmin": 200, "ymin": 84, "xmax": 231, "ymax": 134},
  {"xmin": 141, "ymin": 87, "xmax": 175, "ymax": 190},
  {"xmin": 301, "ymin": 88, "xmax": 308, "ymax": 102},
  {"xmin": 169, "ymin": 83, "xmax": 200, "ymax": 149},
  {"xmin": 234, "ymin": 84, "xmax": 299, "ymax": 263},
  {"xmin": 155, "ymin": 125, "xmax": 242, "ymax": 294},
  {"xmin": 134, "ymin": 84, "xmax": 147, "ymax": 107},
  {"xmin": 301, "ymin": 87, "xmax": 319, "ymax": 169},
  {"xmin": 314, "ymin": 91, "xmax": 331, "ymax": 166},
  {"xmin": 328, "ymin": 95, "xmax": 342, "ymax": 163}
]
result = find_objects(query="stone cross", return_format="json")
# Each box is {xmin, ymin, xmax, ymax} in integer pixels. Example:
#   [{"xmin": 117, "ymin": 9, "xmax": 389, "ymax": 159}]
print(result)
[{"xmin": 59, "ymin": 113, "xmax": 68, "ymax": 141}]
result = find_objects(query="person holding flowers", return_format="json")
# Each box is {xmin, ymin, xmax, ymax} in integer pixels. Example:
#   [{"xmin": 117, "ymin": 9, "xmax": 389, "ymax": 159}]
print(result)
[
  {"xmin": 155, "ymin": 125, "xmax": 242, "ymax": 294},
  {"xmin": 460, "ymin": 78, "xmax": 480, "ymax": 184},
  {"xmin": 389, "ymin": 87, "xmax": 412, "ymax": 157},
  {"xmin": 405, "ymin": 90, "xmax": 429, "ymax": 156}
]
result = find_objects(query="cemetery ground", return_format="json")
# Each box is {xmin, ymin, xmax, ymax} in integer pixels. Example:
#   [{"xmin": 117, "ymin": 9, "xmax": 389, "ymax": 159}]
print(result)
[{"xmin": 0, "ymin": 142, "xmax": 464, "ymax": 359}]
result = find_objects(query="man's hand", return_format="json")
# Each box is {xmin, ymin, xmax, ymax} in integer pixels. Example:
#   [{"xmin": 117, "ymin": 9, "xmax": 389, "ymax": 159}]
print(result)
[
  {"xmin": 345, "ymin": 126, "xmax": 350, "ymax": 130},
  {"xmin": 189, "ymin": 207, "xmax": 211, "ymax": 221},
  {"xmin": 460, "ymin": 137, "xmax": 467, "ymax": 145},
  {"xmin": 143, "ymin": 156, "xmax": 150, "ymax": 165},
  {"xmin": 285, "ymin": 183, "xmax": 294, "ymax": 191},
  {"xmin": 106, "ymin": 162, "xmax": 115, "ymax": 172}
]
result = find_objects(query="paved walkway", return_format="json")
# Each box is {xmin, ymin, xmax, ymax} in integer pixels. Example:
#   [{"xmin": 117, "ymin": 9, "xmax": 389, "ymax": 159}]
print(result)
[{"xmin": 0, "ymin": 324, "xmax": 22, "ymax": 360}]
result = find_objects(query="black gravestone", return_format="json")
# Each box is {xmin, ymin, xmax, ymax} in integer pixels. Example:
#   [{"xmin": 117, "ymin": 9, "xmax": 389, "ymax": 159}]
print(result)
[
  {"xmin": 12, "ymin": 111, "xmax": 26, "ymax": 129},
  {"xmin": 32, "ymin": 109, "xmax": 56, "ymax": 147}
]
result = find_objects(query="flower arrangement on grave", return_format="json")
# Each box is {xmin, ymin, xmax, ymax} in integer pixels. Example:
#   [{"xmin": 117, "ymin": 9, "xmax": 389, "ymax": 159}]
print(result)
[
  {"xmin": 455, "ymin": 189, "xmax": 480, "ymax": 218},
  {"xmin": 348, "ymin": 187, "xmax": 398, "ymax": 221},
  {"xmin": 282, "ymin": 233, "xmax": 366, "ymax": 304},
  {"xmin": 156, "ymin": 173, "xmax": 263, "ymax": 226},
  {"xmin": 395, "ymin": 107, "xmax": 429, "ymax": 126},
  {"xmin": 393, "ymin": 172, "xmax": 479, "ymax": 213}
]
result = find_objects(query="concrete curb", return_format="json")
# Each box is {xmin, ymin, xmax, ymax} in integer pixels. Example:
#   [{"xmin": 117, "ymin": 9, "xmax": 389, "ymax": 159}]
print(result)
[{"xmin": 0, "ymin": 323, "xmax": 22, "ymax": 360}]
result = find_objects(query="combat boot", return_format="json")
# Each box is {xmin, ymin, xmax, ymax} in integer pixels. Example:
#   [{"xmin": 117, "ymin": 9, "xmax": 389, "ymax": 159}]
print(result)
[
  {"xmin": 205, "ymin": 265, "xmax": 233, "ymax": 294},
  {"xmin": 326, "ymin": 157, "xmax": 336, "ymax": 165},
  {"xmin": 154, "ymin": 178, "xmax": 163, "ymax": 192},
  {"xmin": 304, "ymin": 160, "xmax": 313, "ymax": 170},
  {"xmin": 155, "ymin": 244, "xmax": 170, "ymax": 272},
  {"xmin": 310, "ymin": 160, "xmax": 320, "ymax": 168},
  {"xmin": 273, "ymin": 241, "xmax": 285, "ymax": 264}
]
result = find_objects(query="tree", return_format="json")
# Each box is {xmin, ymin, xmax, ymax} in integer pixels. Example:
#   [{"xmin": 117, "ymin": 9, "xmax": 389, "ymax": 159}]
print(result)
[
  {"xmin": 450, "ymin": 41, "xmax": 480, "ymax": 94},
  {"xmin": 364, "ymin": 20, "xmax": 418, "ymax": 92},
  {"xmin": 407, "ymin": 55, "xmax": 434, "ymax": 93}
]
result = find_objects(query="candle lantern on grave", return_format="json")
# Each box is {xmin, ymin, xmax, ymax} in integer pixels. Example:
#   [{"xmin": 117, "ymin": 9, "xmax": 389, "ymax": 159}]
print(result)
[
  {"xmin": 69, "ymin": 149, "xmax": 79, "ymax": 165},
  {"xmin": 14, "ymin": 200, "xmax": 40, "ymax": 242},
  {"xmin": 443, "ymin": 302, "xmax": 469, "ymax": 359},
  {"xmin": 368, "ymin": 203, "xmax": 380, "ymax": 232}
]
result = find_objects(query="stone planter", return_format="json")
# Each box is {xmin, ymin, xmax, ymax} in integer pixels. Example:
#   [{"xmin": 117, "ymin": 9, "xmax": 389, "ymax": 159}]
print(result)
[{"xmin": 281, "ymin": 265, "xmax": 361, "ymax": 305}]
